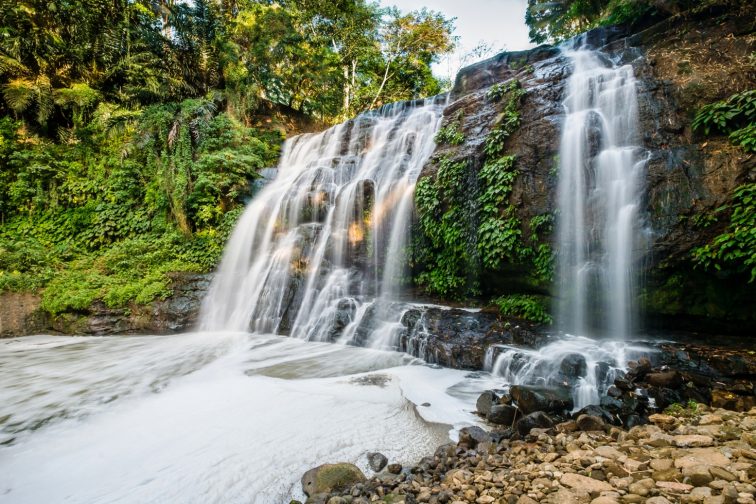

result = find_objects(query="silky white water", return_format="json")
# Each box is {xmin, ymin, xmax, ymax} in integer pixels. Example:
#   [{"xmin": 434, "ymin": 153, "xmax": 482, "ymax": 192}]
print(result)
[
  {"xmin": 556, "ymin": 48, "xmax": 646, "ymax": 339},
  {"xmin": 486, "ymin": 336, "xmax": 653, "ymax": 411},
  {"xmin": 0, "ymin": 334, "xmax": 484, "ymax": 504},
  {"xmin": 200, "ymin": 98, "xmax": 446, "ymax": 343}
]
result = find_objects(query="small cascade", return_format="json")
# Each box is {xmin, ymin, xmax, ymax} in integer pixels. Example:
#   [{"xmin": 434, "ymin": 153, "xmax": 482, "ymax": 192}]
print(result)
[
  {"xmin": 556, "ymin": 47, "xmax": 647, "ymax": 339},
  {"xmin": 200, "ymin": 98, "xmax": 446, "ymax": 342},
  {"xmin": 486, "ymin": 336, "xmax": 651, "ymax": 411}
]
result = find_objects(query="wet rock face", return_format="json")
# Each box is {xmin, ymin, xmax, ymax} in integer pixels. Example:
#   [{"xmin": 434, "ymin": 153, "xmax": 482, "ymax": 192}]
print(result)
[
  {"xmin": 397, "ymin": 307, "xmax": 541, "ymax": 370},
  {"xmin": 0, "ymin": 293, "xmax": 48, "ymax": 337},
  {"xmin": 47, "ymin": 273, "xmax": 212, "ymax": 336},
  {"xmin": 420, "ymin": 7, "xmax": 756, "ymax": 325},
  {"xmin": 510, "ymin": 385, "xmax": 573, "ymax": 415}
]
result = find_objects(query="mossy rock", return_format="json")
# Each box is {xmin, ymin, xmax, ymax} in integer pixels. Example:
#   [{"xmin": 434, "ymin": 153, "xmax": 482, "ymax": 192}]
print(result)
[{"xmin": 301, "ymin": 463, "xmax": 366, "ymax": 497}]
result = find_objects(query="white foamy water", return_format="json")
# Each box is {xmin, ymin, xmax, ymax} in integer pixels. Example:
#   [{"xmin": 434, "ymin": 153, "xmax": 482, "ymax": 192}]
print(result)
[
  {"xmin": 200, "ymin": 98, "xmax": 446, "ymax": 344},
  {"xmin": 486, "ymin": 335, "xmax": 654, "ymax": 411},
  {"xmin": 556, "ymin": 47, "xmax": 647, "ymax": 339},
  {"xmin": 0, "ymin": 334, "xmax": 481, "ymax": 504}
]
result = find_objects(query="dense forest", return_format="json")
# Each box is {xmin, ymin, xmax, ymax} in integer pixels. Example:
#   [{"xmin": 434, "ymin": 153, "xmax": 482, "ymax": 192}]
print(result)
[{"xmin": 0, "ymin": 0, "xmax": 455, "ymax": 314}]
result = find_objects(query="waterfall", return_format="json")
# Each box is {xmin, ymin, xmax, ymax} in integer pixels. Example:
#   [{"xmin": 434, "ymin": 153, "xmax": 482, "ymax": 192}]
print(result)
[
  {"xmin": 556, "ymin": 47, "xmax": 647, "ymax": 339},
  {"xmin": 200, "ymin": 97, "xmax": 446, "ymax": 342}
]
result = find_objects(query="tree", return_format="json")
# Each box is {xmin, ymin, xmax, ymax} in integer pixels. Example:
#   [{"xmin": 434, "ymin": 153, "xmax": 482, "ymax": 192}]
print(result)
[{"xmin": 369, "ymin": 8, "xmax": 456, "ymax": 109}]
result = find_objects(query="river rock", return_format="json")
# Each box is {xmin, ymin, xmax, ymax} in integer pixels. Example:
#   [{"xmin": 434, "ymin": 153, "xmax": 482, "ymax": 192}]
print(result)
[
  {"xmin": 560, "ymin": 353, "xmax": 588, "ymax": 378},
  {"xmin": 560, "ymin": 472, "xmax": 613, "ymax": 495},
  {"xmin": 682, "ymin": 464, "xmax": 713, "ymax": 486},
  {"xmin": 301, "ymin": 463, "xmax": 366, "ymax": 497},
  {"xmin": 458, "ymin": 426, "xmax": 491, "ymax": 449},
  {"xmin": 674, "ymin": 434, "xmax": 714, "ymax": 447},
  {"xmin": 487, "ymin": 404, "xmax": 519, "ymax": 425},
  {"xmin": 476, "ymin": 390, "xmax": 498, "ymax": 416},
  {"xmin": 386, "ymin": 463, "xmax": 402, "ymax": 474},
  {"xmin": 577, "ymin": 414, "xmax": 606, "ymax": 432},
  {"xmin": 510, "ymin": 385, "xmax": 573, "ymax": 414},
  {"xmin": 366, "ymin": 452, "xmax": 388, "ymax": 472},
  {"xmin": 515, "ymin": 411, "xmax": 554, "ymax": 436}
]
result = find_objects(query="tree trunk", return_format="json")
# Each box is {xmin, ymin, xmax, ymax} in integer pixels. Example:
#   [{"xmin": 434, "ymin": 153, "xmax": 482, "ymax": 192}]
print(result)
[
  {"xmin": 343, "ymin": 65, "xmax": 350, "ymax": 115},
  {"xmin": 370, "ymin": 56, "xmax": 394, "ymax": 110}
]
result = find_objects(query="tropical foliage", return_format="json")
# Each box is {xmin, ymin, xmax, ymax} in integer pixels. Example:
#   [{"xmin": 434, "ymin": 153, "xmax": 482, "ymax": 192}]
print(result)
[
  {"xmin": 524, "ymin": 0, "xmax": 706, "ymax": 43},
  {"xmin": 0, "ymin": 0, "xmax": 456, "ymax": 314}
]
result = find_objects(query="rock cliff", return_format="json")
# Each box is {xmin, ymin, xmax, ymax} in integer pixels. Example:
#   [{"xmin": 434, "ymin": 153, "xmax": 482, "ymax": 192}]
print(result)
[{"xmin": 415, "ymin": 4, "xmax": 755, "ymax": 331}]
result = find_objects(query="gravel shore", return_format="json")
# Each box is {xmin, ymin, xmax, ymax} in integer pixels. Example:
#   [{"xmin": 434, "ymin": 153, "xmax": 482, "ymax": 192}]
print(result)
[{"xmin": 298, "ymin": 405, "xmax": 756, "ymax": 504}]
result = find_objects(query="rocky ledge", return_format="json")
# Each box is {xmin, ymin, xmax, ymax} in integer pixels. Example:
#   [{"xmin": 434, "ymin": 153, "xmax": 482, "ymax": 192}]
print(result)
[{"xmin": 296, "ymin": 406, "xmax": 756, "ymax": 504}]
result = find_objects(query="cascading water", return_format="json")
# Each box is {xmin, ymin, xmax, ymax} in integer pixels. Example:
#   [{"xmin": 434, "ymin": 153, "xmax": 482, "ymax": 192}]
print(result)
[
  {"xmin": 200, "ymin": 97, "xmax": 446, "ymax": 344},
  {"xmin": 556, "ymin": 46, "xmax": 647, "ymax": 339},
  {"xmin": 484, "ymin": 44, "xmax": 650, "ymax": 411}
]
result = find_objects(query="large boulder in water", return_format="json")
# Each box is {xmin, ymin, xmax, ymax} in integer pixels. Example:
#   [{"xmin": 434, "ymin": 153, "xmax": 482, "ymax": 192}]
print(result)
[
  {"xmin": 301, "ymin": 463, "xmax": 366, "ymax": 497},
  {"xmin": 560, "ymin": 353, "xmax": 587, "ymax": 379},
  {"xmin": 476, "ymin": 390, "xmax": 499, "ymax": 416},
  {"xmin": 510, "ymin": 385, "xmax": 573, "ymax": 415}
]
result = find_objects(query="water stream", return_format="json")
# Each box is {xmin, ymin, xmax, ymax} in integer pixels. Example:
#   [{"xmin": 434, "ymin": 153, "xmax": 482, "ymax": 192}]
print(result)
[
  {"xmin": 200, "ymin": 97, "xmax": 446, "ymax": 343},
  {"xmin": 556, "ymin": 46, "xmax": 647, "ymax": 339}
]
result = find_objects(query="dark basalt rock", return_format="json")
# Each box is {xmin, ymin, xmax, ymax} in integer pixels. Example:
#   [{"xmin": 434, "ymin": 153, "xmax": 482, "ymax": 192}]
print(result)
[
  {"xmin": 560, "ymin": 353, "xmax": 588, "ymax": 379},
  {"xmin": 366, "ymin": 452, "xmax": 388, "ymax": 472},
  {"xmin": 457, "ymin": 426, "xmax": 491, "ymax": 450},
  {"xmin": 486, "ymin": 404, "xmax": 520, "ymax": 426},
  {"xmin": 576, "ymin": 414, "xmax": 606, "ymax": 432},
  {"xmin": 574, "ymin": 405, "xmax": 618, "ymax": 426},
  {"xmin": 398, "ymin": 307, "xmax": 541, "ymax": 370},
  {"xmin": 515, "ymin": 411, "xmax": 554, "ymax": 436},
  {"xmin": 510, "ymin": 385, "xmax": 573, "ymax": 415}
]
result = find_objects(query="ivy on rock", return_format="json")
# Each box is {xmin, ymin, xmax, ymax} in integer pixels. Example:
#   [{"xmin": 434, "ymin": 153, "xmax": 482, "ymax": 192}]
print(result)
[{"xmin": 413, "ymin": 77, "xmax": 556, "ymax": 318}]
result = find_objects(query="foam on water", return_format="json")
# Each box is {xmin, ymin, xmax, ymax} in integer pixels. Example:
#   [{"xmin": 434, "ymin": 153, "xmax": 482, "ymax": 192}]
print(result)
[{"xmin": 0, "ymin": 334, "xmax": 480, "ymax": 504}]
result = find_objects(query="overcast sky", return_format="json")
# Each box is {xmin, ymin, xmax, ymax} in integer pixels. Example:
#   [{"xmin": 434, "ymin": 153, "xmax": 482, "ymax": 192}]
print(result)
[{"xmin": 380, "ymin": 0, "xmax": 537, "ymax": 80}]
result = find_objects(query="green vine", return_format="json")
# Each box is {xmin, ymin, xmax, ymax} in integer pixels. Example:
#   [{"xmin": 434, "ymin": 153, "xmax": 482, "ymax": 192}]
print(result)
[
  {"xmin": 414, "ymin": 78, "xmax": 554, "ymax": 300},
  {"xmin": 495, "ymin": 294, "xmax": 552, "ymax": 324},
  {"xmin": 413, "ymin": 155, "xmax": 472, "ymax": 297},
  {"xmin": 692, "ymin": 183, "xmax": 756, "ymax": 282},
  {"xmin": 477, "ymin": 156, "xmax": 520, "ymax": 269},
  {"xmin": 692, "ymin": 89, "xmax": 756, "ymax": 152},
  {"xmin": 434, "ymin": 111, "xmax": 465, "ymax": 146}
]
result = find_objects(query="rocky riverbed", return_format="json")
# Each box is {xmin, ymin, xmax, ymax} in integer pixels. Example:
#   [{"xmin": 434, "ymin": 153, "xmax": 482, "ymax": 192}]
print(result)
[{"xmin": 297, "ymin": 405, "xmax": 756, "ymax": 504}]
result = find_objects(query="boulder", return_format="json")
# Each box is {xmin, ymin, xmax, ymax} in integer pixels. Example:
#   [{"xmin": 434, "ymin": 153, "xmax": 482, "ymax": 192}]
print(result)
[
  {"xmin": 476, "ymin": 390, "xmax": 498, "ymax": 416},
  {"xmin": 516, "ymin": 411, "xmax": 554, "ymax": 436},
  {"xmin": 301, "ymin": 463, "xmax": 366, "ymax": 497},
  {"xmin": 457, "ymin": 426, "xmax": 491, "ymax": 449},
  {"xmin": 646, "ymin": 370, "xmax": 683, "ymax": 388},
  {"xmin": 510, "ymin": 385, "xmax": 573, "ymax": 414},
  {"xmin": 576, "ymin": 414, "xmax": 605, "ymax": 432},
  {"xmin": 366, "ymin": 452, "xmax": 387, "ymax": 472},
  {"xmin": 560, "ymin": 353, "xmax": 588, "ymax": 378},
  {"xmin": 486, "ymin": 404, "xmax": 519, "ymax": 425}
]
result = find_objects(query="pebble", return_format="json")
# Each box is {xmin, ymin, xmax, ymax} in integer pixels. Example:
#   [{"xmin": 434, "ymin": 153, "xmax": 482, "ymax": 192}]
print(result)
[{"xmin": 302, "ymin": 407, "xmax": 756, "ymax": 504}]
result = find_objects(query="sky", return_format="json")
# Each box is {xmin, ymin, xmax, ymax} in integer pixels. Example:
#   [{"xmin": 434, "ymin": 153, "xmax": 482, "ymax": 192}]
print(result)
[{"xmin": 380, "ymin": 0, "xmax": 537, "ymax": 80}]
